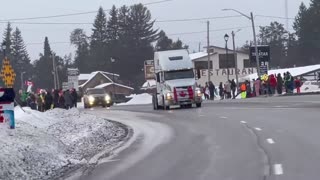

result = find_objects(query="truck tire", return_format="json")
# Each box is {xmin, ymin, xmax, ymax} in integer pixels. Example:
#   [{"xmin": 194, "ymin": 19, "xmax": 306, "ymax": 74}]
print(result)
[{"xmin": 196, "ymin": 103, "xmax": 202, "ymax": 108}]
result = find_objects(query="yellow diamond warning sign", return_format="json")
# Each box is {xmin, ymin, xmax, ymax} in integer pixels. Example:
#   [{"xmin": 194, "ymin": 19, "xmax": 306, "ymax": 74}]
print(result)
[{"xmin": 0, "ymin": 58, "xmax": 16, "ymax": 88}]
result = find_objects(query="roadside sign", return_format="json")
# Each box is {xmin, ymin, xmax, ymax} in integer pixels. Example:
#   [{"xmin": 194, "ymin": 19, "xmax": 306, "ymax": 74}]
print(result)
[
  {"xmin": 0, "ymin": 58, "xmax": 16, "ymax": 88},
  {"xmin": 67, "ymin": 68, "xmax": 79, "ymax": 91},
  {"xmin": 260, "ymin": 65, "xmax": 268, "ymax": 75},
  {"xmin": 144, "ymin": 60, "xmax": 155, "ymax": 80},
  {"xmin": 250, "ymin": 45, "xmax": 270, "ymax": 63}
]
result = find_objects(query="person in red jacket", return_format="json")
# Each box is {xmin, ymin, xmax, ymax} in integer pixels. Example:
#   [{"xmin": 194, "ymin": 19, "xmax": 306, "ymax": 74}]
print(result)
[
  {"xmin": 294, "ymin": 77, "xmax": 302, "ymax": 94},
  {"xmin": 269, "ymin": 74, "xmax": 277, "ymax": 95}
]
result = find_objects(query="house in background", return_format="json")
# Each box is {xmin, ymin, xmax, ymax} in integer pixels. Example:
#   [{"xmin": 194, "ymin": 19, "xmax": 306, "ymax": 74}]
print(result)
[{"xmin": 78, "ymin": 71, "xmax": 134, "ymax": 96}]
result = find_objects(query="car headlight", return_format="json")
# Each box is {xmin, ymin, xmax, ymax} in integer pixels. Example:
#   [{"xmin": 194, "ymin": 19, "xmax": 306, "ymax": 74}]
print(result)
[
  {"xmin": 166, "ymin": 92, "xmax": 173, "ymax": 100},
  {"xmin": 88, "ymin": 96, "xmax": 95, "ymax": 103},
  {"xmin": 196, "ymin": 89, "xmax": 202, "ymax": 97},
  {"xmin": 105, "ymin": 95, "xmax": 111, "ymax": 101}
]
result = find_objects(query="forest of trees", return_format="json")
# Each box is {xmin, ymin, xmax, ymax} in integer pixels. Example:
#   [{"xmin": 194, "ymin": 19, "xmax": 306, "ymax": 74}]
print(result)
[{"xmin": 1, "ymin": 1, "xmax": 320, "ymax": 90}]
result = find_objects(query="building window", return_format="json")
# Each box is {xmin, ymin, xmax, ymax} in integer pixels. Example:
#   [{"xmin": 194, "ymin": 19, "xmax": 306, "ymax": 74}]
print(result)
[
  {"xmin": 243, "ymin": 59, "xmax": 256, "ymax": 68},
  {"xmin": 219, "ymin": 54, "xmax": 235, "ymax": 69},
  {"xmin": 195, "ymin": 61, "xmax": 213, "ymax": 69}
]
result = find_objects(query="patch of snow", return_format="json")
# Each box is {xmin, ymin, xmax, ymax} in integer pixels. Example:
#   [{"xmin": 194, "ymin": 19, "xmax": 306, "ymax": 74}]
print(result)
[
  {"xmin": 241, "ymin": 64, "xmax": 320, "ymax": 81},
  {"xmin": 117, "ymin": 93, "xmax": 152, "ymax": 106},
  {"xmin": 0, "ymin": 107, "xmax": 127, "ymax": 180},
  {"xmin": 189, "ymin": 51, "xmax": 208, "ymax": 60}
]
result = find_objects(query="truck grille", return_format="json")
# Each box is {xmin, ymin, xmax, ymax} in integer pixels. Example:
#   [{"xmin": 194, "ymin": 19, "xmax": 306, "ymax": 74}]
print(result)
[{"xmin": 174, "ymin": 86, "xmax": 194, "ymax": 102}]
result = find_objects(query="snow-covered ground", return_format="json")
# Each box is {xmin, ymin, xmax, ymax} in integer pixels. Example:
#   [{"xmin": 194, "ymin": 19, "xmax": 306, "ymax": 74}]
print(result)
[
  {"xmin": 0, "ymin": 107, "xmax": 128, "ymax": 180},
  {"xmin": 118, "ymin": 93, "xmax": 152, "ymax": 106}
]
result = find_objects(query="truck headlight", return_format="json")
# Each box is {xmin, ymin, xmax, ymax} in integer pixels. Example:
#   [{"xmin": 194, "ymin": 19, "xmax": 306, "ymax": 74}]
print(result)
[
  {"xmin": 166, "ymin": 92, "xmax": 173, "ymax": 100},
  {"xmin": 88, "ymin": 96, "xmax": 95, "ymax": 104},
  {"xmin": 196, "ymin": 89, "xmax": 202, "ymax": 97},
  {"xmin": 105, "ymin": 95, "xmax": 111, "ymax": 102}
]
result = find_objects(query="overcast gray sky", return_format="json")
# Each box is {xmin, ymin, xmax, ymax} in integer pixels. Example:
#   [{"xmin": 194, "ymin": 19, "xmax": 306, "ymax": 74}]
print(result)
[{"xmin": 0, "ymin": 0, "xmax": 310, "ymax": 60}]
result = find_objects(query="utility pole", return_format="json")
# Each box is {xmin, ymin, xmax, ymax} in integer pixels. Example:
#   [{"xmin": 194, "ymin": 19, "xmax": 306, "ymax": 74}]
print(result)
[
  {"xmin": 232, "ymin": 31, "xmax": 239, "ymax": 89},
  {"xmin": 251, "ymin": 12, "xmax": 261, "ymax": 77},
  {"xmin": 285, "ymin": 0, "xmax": 289, "ymax": 30},
  {"xmin": 52, "ymin": 54, "xmax": 57, "ymax": 89},
  {"xmin": 21, "ymin": 72, "xmax": 26, "ymax": 91},
  {"xmin": 56, "ymin": 66, "xmax": 60, "ymax": 89},
  {"xmin": 207, "ymin": 21, "xmax": 211, "ymax": 83},
  {"xmin": 198, "ymin": 42, "xmax": 201, "ymax": 52}
]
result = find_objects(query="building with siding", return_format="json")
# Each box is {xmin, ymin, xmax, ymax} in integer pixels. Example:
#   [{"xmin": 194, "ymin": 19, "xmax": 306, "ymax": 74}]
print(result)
[{"xmin": 190, "ymin": 46, "xmax": 256, "ymax": 86}]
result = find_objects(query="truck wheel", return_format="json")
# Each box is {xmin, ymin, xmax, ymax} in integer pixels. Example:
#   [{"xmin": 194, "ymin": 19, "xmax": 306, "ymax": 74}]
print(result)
[{"xmin": 196, "ymin": 103, "xmax": 202, "ymax": 108}]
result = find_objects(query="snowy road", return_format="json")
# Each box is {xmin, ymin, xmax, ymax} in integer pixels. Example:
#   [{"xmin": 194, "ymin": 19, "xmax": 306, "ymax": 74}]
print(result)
[{"xmin": 80, "ymin": 95, "xmax": 320, "ymax": 180}]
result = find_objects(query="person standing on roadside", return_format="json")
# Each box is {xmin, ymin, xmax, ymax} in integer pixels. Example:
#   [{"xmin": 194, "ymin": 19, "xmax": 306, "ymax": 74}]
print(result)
[
  {"xmin": 231, "ymin": 79, "xmax": 237, "ymax": 99},
  {"xmin": 240, "ymin": 82, "xmax": 247, "ymax": 99},
  {"xmin": 269, "ymin": 74, "xmax": 277, "ymax": 95},
  {"xmin": 219, "ymin": 82, "xmax": 224, "ymax": 100},
  {"xmin": 254, "ymin": 78, "xmax": 261, "ymax": 97},
  {"xmin": 294, "ymin": 77, "xmax": 302, "ymax": 94},
  {"xmin": 71, "ymin": 88, "xmax": 78, "ymax": 108},
  {"xmin": 44, "ymin": 91, "xmax": 53, "ymax": 111},
  {"xmin": 208, "ymin": 81, "xmax": 215, "ymax": 100},
  {"xmin": 276, "ymin": 73, "xmax": 283, "ymax": 95},
  {"xmin": 224, "ymin": 80, "xmax": 232, "ymax": 99},
  {"xmin": 64, "ymin": 90, "xmax": 73, "ymax": 109}
]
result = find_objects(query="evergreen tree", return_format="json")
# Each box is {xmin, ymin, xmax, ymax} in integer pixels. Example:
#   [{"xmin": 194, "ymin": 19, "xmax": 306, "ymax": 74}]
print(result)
[
  {"xmin": 155, "ymin": 30, "xmax": 173, "ymax": 51},
  {"xmin": 33, "ymin": 37, "xmax": 54, "ymax": 89},
  {"xmin": 70, "ymin": 28, "xmax": 90, "ymax": 73},
  {"xmin": 12, "ymin": 27, "xmax": 31, "ymax": 90},
  {"xmin": 172, "ymin": 39, "xmax": 183, "ymax": 49},
  {"xmin": 258, "ymin": 22, "xmax": 288, "ymax": 67},
  {"xmin": 2, "ymin": 22, "xmax": 13, "ymax": 58},
  {"xmin": 90, "ymin": 7, "xmax": 109, "ymax": 71}
]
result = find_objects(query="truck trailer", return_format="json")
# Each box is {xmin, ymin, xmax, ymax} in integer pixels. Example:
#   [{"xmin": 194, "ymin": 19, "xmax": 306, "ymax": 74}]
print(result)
[{"xmin": 152, "ymin": 49, "xmax": 202, "ymax": 110}]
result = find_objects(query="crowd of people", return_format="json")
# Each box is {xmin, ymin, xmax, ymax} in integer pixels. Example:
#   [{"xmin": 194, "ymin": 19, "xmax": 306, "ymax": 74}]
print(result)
[
  {"xmin": 17, "ymin": 89, "xmax": 78, "ymax": 111},
  {"xmin": 200, "ymin": 71, "xmax": 302, "ymax": 100}
]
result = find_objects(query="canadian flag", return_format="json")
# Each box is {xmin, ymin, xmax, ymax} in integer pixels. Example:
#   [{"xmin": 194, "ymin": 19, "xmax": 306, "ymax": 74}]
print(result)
[
  {"xmin": 25, "ymin": 81, "xmax": 34, "ymax": 86},
  {"xmin": 174, "ymin": 86, "xmax": 194, "ymax": 101}
]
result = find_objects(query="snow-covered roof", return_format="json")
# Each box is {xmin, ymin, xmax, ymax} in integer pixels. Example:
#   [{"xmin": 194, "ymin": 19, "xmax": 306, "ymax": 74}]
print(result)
[
  {"xmin": 79, "ymin": 71, "xmax": 119, "ymax": 81},
  {"xmin": 79, "ymin": 72, "xmax": 113, "ymax": 88},
  {"xmin": 95, "ymin": 82, "xmax": 134, "ymax": 90},
  {"xmin": 189, "ymin": 51, "xmax": 209, "ymax": 61},
  {"xmin": 141, "ymin": 80, "xmax": 156, "ymax": 89},
  {"xmin": 241, "ymin": 64, "xmax": 320, "ymax": 81}
]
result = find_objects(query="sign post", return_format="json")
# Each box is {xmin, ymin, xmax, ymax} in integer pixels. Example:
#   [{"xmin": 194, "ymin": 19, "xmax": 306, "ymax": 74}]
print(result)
[
  {"xmin": 0, "ymin": 57, "xmax": 16, "ymax": 129},
  {"xmin": 67, "ymin": 68, "xmax": 79, "ymax": 91},
  {"xmin": 250, "ymin": 45, "xmax": 270, "ymax": 77},
  {"xmin": 144, "ymin": 60, "xmax": 155, "ymax": 80}
]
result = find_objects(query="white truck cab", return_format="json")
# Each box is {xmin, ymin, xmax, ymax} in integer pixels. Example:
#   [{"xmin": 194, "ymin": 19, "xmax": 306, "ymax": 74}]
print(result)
[{"xmin": 152, "ymin": 49, "xmax": 202, "ymax": 110}]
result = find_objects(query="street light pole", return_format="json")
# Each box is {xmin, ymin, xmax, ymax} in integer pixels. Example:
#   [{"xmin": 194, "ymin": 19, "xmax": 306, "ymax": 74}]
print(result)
[
  {"xmin": 224, "ymin": 34, "xmax": 230, "ymax": 81},
  {"xmin": 222, "ymin": 9, "xmax": 261, "ymax": 77},
  {"xmin": 207, "ymin": 21, "xmax": 211, "ymax": 83},
  {"xmin": 232, "ymin": 30, "xmax": 241, "ymax": 89},
  {"xmin": 110, "ymin": 57, "xmax": 116, "ymax": 96}
]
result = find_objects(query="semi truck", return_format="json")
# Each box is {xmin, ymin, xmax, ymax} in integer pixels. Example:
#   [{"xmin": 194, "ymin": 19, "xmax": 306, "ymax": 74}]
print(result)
[{"xmin": 152, "ymin": 49, "xmax": 202, "ymax": 110}]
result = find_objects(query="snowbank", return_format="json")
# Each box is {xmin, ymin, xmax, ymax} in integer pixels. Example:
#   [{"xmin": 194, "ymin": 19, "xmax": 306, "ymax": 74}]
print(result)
[
  {"xmin": 118, "ymin": 93, "xmax": 152, "ymax": 106},
  {"xmin": 0, "ymin": 107, "xmax": 128, "ymax": 180},
  {"xmin": 300, "ymin": 81, "xmax": 320, "ymax": 93}
]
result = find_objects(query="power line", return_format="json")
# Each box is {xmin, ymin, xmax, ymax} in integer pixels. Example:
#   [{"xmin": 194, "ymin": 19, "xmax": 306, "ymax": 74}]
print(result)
[
  {"xmin": 156, "ymin": 15, "xmax": 242, "ymax": 23},
  {"xmin": 168, "ymin": 26, "xmax": 252, "ymax": 36},
  {"xmin": 0, "ymin": 0, "xmax": 173, "ymax": 22},
  {"xmin": 255, "ymin": 15, "xmax": 295, "ymax": 20}
]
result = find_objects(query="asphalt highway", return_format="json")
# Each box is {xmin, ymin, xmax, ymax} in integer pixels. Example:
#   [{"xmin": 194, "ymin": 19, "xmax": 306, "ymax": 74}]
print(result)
[{"xmin": 80, "ymin": 95, "xmax": 320, "ymax": 180}]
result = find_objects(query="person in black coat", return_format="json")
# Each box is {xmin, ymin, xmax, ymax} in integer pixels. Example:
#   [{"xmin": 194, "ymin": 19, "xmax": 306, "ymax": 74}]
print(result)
[
  {"xmin": 44, "ymin": 91, "xmax": 53, "ymax": 111},
  {"xmin": 276, "ymin": 73, "xmax": 283, "ymax": 94},
  {"xmin": 71, "ymin": 89, "xmax": 78, "ymax": 108},
  {"xmin": 208, "ymin": 81, "xmax": 215, "ymax": 100},
  {"xmin": 230, "ymin": 79, "xmax": 237, "ymax": 99},
  {"xmin": 53, "ymin": 90, "xmax": 59, "ymax": 108}
]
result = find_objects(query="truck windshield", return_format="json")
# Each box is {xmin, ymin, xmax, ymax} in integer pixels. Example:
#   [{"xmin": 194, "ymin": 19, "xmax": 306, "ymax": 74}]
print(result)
[
  {"xmin": 164, "ymin": 69, "xmax": 194, "ymax": 80},
  {"xmin": 87, "ymin": 89, "xmax": 105, "ymax": 94}
]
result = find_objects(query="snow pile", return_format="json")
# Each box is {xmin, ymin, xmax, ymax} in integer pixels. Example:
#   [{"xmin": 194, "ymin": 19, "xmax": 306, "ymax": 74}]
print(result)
[
  {"xmin": 0, "ymin": 107, "xmax": 127, "ymax": 180},
  {"xmin": 118, "ymin": 93, "xmax": 152, "ymax": 105},
  {"xmin": 300, "ymin": 81, "xmax": 320, "ymax": 93}
]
